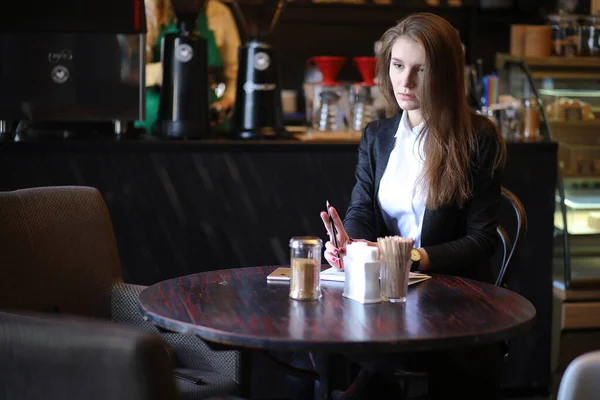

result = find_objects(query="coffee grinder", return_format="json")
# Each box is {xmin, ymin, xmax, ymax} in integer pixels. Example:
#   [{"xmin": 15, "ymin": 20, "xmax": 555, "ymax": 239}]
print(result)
[
  {"xmin": 158, "ymin": 0, "xmax": 210, "ymax": 138},
  {"xmin": 229, "ymin": 0, "xmax": 288, "ymax": 139}
]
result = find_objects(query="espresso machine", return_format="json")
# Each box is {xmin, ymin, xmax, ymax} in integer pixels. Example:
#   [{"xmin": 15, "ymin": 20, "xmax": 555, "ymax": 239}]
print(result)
[
  {"xmin": 0, "ymin": 0, "xmax": 146, "ymax": 139},
  {"xmin": 158, "ymin": 0, "xmax": 210, "ymax": 139},
  {"xmin": 229, "ymin": 0, "xmax": 288, "ymax": 139}
]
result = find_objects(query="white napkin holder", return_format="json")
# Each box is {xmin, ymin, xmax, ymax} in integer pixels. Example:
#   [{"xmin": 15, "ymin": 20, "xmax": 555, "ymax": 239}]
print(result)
[{"xmin": 342, "ymin": 242, "xmax": 381, "ymax": 304}]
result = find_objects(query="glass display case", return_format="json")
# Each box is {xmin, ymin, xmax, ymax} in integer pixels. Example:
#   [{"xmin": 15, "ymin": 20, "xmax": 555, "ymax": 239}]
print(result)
[
  {"xmin": 555, "ymin": 188, "xmax": 600, "ymax": 235},
  {"xmin": 539, "ymin": 88, "xmax": 600, "ymax": 121},
  {"xmin": 496, "ymin": 53, "xmax": 600, "ymax": 290}
]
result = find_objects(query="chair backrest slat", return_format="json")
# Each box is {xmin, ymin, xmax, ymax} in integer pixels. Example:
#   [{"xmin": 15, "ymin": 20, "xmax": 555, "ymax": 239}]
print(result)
[{"xmin": 495, "ymin": 186, "xmax": 528, "ymax": 288}]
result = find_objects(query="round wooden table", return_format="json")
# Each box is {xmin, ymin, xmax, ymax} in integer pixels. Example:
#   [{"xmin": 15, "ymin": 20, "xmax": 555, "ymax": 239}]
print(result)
[{"xmin": 138, "ymin": 265, "xmax": 536, "ymax": 399}]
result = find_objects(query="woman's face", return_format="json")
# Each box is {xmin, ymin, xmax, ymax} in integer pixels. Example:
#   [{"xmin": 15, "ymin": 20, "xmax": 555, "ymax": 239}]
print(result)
[{"xmin": 389, "ymin": 36, "xmax": 426, "ymax": 112}]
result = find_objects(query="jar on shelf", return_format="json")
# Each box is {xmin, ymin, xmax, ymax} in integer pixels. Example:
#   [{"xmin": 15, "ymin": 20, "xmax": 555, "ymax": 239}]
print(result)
[
  {"xmin": 580, "ymin": 14, "xmax": 600, "ymax": 57},
  {"xmin": 524, "ymin": 25, "xmax": 552, "ymax": 57},
  {"xmin": 547, "ymin": 12, "xmax": 581, "ymax": 56},
  {"xmin": 523, "ymin": 98, "xmax": 541, "ymax": 141}
]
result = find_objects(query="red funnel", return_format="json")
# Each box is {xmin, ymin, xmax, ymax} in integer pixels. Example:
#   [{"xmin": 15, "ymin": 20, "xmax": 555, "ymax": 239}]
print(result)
[
  {"xmin": 307, "ymin": 56, "xmax": 346, "ymax": 86},
  {"xmin": 354, "ymin": 56, "xmax": 376, "ymax": 86}
]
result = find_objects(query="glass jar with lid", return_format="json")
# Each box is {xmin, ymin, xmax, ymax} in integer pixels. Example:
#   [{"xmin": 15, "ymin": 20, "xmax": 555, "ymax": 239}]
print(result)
[
  {"xmin": 289, "ymin": 236, "xmax": 323, "ymax": 301},
  {"xmin": 580, "ymin": 13, "xmax": 600, "ymax": 56},
  {"xmin": 547, "ymin": 12, "xmax": 581, "ymax": 56}
]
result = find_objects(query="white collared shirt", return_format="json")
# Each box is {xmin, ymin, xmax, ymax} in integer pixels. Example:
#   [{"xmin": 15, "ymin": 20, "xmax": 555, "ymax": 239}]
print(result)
[{"xmin": 377, "ymin": 112, "xmax": 427, "ymax": 247}]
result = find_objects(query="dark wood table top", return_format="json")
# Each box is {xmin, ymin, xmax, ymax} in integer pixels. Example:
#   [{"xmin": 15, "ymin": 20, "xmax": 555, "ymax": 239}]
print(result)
[{"xmin": 138, "ymin": 266, "xmax": 536, "ymax": 353}]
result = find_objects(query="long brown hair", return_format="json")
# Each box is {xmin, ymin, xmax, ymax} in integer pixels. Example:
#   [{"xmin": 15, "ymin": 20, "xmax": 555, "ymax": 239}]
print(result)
[{"xmin": 376, "ymin": 13, "xmax": 505, "ymax": 209}]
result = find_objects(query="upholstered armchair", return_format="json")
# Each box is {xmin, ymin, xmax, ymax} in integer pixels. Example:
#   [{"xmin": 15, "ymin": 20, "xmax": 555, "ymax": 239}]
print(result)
[{"xmin": 0, "ymin": 186, "xmax": 240, "ymax": 399}]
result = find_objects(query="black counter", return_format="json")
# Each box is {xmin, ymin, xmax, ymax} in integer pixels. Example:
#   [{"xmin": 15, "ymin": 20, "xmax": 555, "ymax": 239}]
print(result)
[{"xmin": 0, "ymin": 138, "xmax": 557, "ymax": 393}]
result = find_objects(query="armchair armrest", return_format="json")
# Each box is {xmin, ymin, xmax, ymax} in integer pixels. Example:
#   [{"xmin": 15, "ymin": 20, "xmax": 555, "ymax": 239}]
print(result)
[
  {"xmin": 0, "ymin": 311, "xmax": 178, "ymax": 400},
  {"xmin": 111, "ymin": 282, "xmax": 241, "ymax": 384}
]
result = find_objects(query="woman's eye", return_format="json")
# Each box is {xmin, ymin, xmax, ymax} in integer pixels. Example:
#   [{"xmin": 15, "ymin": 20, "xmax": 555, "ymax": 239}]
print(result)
[
  {"xmin": 417, "ymin": 68, "xmax": 424, "ymax": 73},
  {"xmin": 393, "ymin": 63, "xmax": 403, "ymax": 69}
]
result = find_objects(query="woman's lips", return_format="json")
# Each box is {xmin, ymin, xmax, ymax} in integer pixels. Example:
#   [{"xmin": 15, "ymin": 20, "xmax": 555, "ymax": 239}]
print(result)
[{"xmin": 399, "ymin": 93, "xmax": 415, "ymax": 100}]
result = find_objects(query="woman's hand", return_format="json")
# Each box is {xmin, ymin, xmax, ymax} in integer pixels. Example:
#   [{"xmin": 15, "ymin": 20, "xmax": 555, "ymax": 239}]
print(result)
[
  {"xmin": 145, "ymin": 62, "xmax": 163, "ymax": 87},
  {"xmin": 319, "ymin": 206, "xmax": 351, "ymax": 270},
  {"xmin": 211, "ymin": 97, "xmax": 234, "ymax": 113},
  {"xmin": 210, "ymin": 97, "xmax": 234, "ymax": 126}
]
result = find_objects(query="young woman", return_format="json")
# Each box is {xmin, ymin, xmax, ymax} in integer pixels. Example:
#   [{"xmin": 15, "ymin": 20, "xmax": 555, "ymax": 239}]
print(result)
[
  {"xmin": 318, "ymin": 12, "xmax": 507, "ymax": 400},
  {"xmin": 322, "ymin": 12, "xmax": 505, "ymax": 284}
]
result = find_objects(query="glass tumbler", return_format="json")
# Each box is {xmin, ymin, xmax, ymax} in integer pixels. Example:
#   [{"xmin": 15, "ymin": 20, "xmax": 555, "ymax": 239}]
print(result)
[
  {"xmin": 380, "ymin": 257, "xmax": 412, "ymax": 303},
  {"xmin": 289, "ymin": 236, "xmax": 323, "ymax": 301},
  {"xmin": 378, "ymin": 236, "xmax": 414, "ymax": 303}
]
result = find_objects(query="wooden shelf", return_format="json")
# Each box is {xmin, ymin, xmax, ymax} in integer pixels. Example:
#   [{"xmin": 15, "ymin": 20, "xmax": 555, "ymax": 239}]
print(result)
[
  {"xmin": 550, "ymin": 120, "xmax": 600, "ymax": 146},
  {"xmin": 531, "ymin": 72, "xmax": 600, "ymax": 80},
  {"xmin": 496, "ymin": 53, "xmax": 600, "ymax": 70},
  {"xmin": 549, "ymin": 120, "xmax": 600, "ymax": 129},
  {"xmin": 497, "ymin": 53, "xmax": 600, "ymax": 81},
  {"xmin": 554, "ymin": 284, "xmax": 600, "ymax": 301}
]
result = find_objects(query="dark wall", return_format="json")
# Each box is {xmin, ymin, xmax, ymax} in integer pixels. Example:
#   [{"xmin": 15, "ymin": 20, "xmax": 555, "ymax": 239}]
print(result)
[
  {"xmin": 500, "ymin": 142, "xmax": 557, "ymax": 394},
  {"xmin": 0, "ymin": 139, "xmax": 557, "ymax": 393},
  {"xmin": 236, "ymin": 0, "xmax": 555, "ymax": 99},
  {"xmin": 271, "ymin": 4, "xmax": 476, "ymax": 89}
]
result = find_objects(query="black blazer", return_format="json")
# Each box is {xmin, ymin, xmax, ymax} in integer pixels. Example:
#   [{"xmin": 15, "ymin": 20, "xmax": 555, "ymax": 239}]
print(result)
[{"xmin": 344, "ymin": 113, "xmax": 503, "ymax": 283}]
